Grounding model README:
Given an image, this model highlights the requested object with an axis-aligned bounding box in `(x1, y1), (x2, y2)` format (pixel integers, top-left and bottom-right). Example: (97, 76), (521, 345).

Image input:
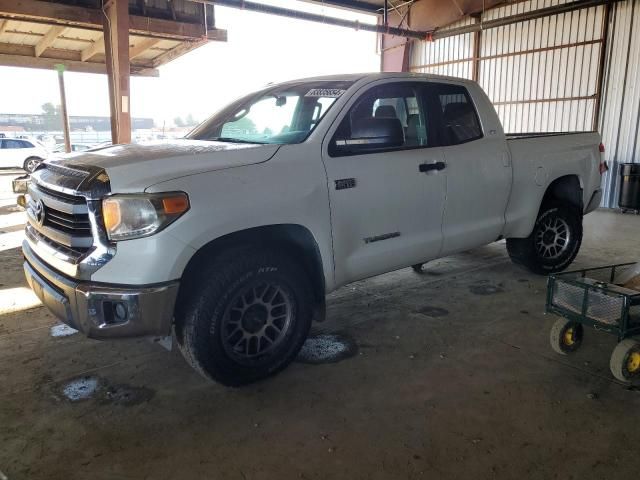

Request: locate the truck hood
(46, 139), (280, 192)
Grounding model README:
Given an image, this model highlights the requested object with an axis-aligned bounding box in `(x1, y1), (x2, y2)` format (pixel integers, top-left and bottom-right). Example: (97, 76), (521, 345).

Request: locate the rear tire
(610, 338), (640, 383)
(507, 202), (582, 275)
(23, 156), (42, 173)
(175, 247), (313, 386)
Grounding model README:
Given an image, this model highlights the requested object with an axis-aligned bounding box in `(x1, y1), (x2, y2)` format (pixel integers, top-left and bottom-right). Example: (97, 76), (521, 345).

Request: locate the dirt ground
(1, 168), (640, 480)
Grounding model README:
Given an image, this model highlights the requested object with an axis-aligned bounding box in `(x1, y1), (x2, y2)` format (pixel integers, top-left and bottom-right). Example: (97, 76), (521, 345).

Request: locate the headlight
(102, 192), (189, 241)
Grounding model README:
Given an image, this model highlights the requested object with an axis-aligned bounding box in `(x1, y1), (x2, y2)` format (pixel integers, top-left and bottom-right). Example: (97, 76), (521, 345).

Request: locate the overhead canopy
(308, 0), (506, 31)
(0, 0), (227, 77)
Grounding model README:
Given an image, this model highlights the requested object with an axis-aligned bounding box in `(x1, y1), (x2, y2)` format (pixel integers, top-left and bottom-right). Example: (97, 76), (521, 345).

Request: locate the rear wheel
(23, 156), (42, 173)
(507, 202), (582, 275)
(175, 247), (313, 386)
(610, 338), (640, 383)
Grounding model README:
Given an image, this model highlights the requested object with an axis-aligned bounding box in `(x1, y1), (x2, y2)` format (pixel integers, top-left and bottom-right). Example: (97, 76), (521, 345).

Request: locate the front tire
(507, 202), (583, 275)
(175, 247), (313, 386)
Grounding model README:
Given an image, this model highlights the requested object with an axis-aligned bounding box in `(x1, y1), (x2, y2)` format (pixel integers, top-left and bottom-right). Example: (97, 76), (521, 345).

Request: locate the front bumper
(23, 240), (179, 339)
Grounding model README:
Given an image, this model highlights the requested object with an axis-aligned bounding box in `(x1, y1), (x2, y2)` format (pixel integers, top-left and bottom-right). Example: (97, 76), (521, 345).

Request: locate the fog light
(114, 302), (128, 322)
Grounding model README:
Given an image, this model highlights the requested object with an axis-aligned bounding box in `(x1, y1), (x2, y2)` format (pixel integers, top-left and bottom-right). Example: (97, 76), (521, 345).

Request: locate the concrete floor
(1, 168), (640, 480)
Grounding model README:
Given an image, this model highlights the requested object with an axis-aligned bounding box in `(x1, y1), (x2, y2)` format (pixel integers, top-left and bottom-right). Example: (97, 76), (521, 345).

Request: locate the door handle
(419, 161), (446, 173)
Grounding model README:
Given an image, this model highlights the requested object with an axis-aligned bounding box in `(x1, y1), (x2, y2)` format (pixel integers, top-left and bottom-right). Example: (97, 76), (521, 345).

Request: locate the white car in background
(0, 138), (48, 172)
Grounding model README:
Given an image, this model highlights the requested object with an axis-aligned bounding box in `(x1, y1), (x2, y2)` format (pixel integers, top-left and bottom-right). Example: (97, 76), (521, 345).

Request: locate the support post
(471, 17), (482, 83)
(592, 1), (612, 131)
(103, 0), (131, 144)
(55, 65), (71, 154)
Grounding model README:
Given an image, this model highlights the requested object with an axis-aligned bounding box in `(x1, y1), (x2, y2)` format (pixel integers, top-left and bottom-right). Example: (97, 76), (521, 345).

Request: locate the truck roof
(281, 72), (474, 85)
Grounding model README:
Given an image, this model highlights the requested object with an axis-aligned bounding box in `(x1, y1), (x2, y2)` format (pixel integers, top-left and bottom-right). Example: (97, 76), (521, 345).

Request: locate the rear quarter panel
(504, 132), (602, 238)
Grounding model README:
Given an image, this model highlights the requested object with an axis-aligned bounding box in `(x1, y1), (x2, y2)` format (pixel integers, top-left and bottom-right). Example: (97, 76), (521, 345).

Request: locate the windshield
(187, 81), (353, 145)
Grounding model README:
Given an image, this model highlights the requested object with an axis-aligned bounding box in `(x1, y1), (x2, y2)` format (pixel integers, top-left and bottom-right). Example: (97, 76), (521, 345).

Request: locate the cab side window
(330, 83), (430, 157)
(432, 83), (483, 145)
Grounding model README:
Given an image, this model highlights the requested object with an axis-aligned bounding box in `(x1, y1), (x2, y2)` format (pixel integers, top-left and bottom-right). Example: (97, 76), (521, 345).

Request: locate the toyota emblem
(33, 199), (45, 226)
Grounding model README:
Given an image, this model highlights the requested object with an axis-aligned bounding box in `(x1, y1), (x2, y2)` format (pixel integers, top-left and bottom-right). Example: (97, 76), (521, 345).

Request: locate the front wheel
(175, 247), (313, 386)
(507, 203), (583, 275)
(550, 318), (583, 355)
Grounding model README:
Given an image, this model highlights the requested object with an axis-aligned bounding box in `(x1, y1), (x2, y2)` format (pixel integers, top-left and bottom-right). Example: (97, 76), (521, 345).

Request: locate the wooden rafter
(0, 52), (158, 76)
(0, 19), (8, 36)
(150, 39), (207, 68)
(80, 36), (104, 61)
(0, 0), (226, 42)
(34, 25), (66, 57)
(129, 37), (161, 60)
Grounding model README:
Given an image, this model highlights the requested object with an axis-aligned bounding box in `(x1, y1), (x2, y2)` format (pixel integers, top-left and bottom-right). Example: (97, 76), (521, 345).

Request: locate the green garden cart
(546, 263), (640, 383)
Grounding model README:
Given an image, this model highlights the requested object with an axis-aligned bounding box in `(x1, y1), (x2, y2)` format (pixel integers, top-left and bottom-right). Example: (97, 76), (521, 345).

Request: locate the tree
(174, 116), (185, 127)
(41, 102), (62, 131)
(185, 113), (198, 126)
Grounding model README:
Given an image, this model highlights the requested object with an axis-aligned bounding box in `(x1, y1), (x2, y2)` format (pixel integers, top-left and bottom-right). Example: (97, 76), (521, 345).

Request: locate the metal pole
(189, 0), (427, 39)
(55, 64), (71, 154)
(383, 0), (388, 27)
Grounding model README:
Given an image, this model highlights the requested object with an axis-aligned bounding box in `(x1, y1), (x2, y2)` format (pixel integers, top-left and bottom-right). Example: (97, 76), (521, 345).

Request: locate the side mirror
(334, 117), (404, 154)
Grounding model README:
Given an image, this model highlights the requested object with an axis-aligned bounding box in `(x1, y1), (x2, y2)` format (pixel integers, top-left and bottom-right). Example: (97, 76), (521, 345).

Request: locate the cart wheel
(412, 263), (425, 274)
(610, 339), (640, 383)
(550, 318), (583, 354)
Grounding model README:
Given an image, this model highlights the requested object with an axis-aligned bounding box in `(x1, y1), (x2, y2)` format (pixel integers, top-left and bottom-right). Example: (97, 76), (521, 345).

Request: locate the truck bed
(506, 131), (598, 140)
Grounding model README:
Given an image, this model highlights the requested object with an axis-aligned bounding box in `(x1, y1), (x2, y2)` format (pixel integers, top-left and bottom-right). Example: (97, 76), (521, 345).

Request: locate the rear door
(429, 82), (512, 255)
(2, 139), (26, 168)
(0, 139), (21, 168)
(322, 81), (447, 286)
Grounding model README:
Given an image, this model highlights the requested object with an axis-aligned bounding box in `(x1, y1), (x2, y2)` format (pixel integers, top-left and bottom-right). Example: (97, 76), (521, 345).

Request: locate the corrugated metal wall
(409, 0), (640, 208)
(600, 0), (640, 207)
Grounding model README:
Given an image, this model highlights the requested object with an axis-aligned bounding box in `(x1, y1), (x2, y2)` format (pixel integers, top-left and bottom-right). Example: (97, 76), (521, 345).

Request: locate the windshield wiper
(211, 137), (268, 145)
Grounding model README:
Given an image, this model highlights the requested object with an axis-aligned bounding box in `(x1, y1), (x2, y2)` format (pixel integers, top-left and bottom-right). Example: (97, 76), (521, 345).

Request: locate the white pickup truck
(21, 73), (604, 385)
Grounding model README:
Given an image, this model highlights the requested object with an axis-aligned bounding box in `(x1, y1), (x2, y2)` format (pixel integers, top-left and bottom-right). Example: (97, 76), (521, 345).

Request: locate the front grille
(27, 181), (94, 252)
(43, 206), (92, 236)
(37, 184), (86, 205)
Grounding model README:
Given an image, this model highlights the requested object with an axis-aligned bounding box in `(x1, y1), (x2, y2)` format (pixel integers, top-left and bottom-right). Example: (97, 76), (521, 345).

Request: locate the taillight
(599, 161), (609, 175)
(599, 142), (605, 153)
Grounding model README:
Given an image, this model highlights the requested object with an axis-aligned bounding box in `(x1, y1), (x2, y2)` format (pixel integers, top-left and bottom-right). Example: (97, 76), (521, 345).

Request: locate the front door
(321, 81), (447, 286)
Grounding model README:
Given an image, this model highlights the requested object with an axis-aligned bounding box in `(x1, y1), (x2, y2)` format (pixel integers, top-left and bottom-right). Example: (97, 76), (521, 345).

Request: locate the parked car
(52, 143), (92, 153)
(0, 138), (48, 172)
(21, 73), (604, 386)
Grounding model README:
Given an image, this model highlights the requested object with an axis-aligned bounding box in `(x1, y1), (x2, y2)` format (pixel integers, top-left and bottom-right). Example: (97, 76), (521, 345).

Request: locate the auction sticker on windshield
(305, 89), (345, 98)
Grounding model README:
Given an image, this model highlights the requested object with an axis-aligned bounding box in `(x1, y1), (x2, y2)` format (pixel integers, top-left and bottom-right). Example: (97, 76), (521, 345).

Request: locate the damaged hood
(44, 139), (280, 192)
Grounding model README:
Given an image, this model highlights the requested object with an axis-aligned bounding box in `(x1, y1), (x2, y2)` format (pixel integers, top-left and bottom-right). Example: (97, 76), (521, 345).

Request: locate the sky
(0, 0), (379, 127)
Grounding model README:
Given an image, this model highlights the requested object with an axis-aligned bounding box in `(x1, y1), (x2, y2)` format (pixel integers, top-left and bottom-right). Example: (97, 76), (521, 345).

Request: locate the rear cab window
(431, 83), (483, 146)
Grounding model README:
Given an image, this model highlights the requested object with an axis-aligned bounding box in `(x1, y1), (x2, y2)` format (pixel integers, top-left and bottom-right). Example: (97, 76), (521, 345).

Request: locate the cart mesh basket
(547, 263), (640, 336)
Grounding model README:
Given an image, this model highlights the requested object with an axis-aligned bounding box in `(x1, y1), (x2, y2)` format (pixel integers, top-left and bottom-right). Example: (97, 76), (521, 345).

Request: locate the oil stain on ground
(59, 376), (154, 406)
(102, 384), (155, 406)
(416, 306), (449, 318)
(469, 283), (505, 296)
(296, 334), (358, 364)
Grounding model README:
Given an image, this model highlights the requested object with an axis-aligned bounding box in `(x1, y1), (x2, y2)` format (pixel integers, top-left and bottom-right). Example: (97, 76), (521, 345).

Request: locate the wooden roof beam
(0, 52), (158, 76)
(34, 25), (66, 57)
(0, 19), (8, 36)
(129, 37), (161, 60)
(80, 36), (104, 61)
(0, 0), (227, 42)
